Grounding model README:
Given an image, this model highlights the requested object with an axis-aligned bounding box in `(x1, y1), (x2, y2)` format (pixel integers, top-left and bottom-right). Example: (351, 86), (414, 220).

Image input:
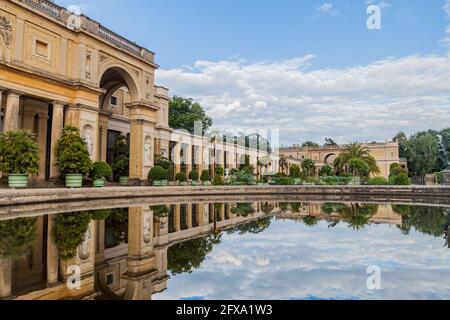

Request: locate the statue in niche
(82, 125), (94, 159)
(144, 137), (152, 166)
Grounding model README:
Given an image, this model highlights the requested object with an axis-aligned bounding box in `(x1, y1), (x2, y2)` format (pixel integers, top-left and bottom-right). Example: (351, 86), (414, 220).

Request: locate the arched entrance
(97, 65), (157, 182)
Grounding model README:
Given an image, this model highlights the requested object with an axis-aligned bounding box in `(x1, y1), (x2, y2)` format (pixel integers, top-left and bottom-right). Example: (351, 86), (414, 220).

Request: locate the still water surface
(0, 201), (449, 300)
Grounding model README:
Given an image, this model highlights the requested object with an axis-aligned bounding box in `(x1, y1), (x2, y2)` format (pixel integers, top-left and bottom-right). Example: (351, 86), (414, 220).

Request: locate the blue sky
(56, 1), (450, 145)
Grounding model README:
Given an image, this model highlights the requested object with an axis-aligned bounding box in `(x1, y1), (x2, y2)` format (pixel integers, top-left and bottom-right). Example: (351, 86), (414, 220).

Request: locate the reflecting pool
(0, 201), (449, 300)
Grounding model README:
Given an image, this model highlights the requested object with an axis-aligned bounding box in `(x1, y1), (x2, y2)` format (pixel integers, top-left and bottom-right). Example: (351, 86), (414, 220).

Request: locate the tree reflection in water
(393, 205), (450, 247)
(0, 218), (37, 259)
(337, 204), (379, 230)
(168, 233), (222, 276)
(231, 203), (255, 217)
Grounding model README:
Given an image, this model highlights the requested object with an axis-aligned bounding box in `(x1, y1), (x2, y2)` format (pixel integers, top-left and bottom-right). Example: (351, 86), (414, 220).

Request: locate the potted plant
(90, 161), (112, 187)
(55, 126), (92, 188)
(0, 131), (40, 189)
(176, 172), (188, 186)
(213, 175), (223, 185)
(201, 170), (211, 186)
(148, 166), (169, 186)
(112, 135), (130, 186)
(189, 170), (199, 186)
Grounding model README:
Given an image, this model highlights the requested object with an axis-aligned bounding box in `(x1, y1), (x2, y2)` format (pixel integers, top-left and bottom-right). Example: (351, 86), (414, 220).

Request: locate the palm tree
(334, 142), (380, 176)
(337, 203), (378, 230)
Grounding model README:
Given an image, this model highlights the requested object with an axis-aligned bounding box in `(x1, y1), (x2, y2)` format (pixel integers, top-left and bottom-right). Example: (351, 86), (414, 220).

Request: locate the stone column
(187, 204), (193, 229)
(186, 144), (193, 176)
(46, 215), (59, 287)
(127, 102), (158, 183)
(173, 143), (181, 174)
(4, 91), (21, 131)
(174, 205), (181, 232)
(124, 206), (156, 300)
(0, 90), (3, 132)
(0, 258), (12, 299)
(50, 102), (65, 178)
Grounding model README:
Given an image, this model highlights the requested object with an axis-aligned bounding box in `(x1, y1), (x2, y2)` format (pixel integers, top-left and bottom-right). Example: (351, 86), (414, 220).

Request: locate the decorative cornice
(0, 62), (103, 95)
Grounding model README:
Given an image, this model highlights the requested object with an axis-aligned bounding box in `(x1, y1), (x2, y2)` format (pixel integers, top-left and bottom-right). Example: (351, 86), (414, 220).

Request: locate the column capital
(52, 101), (66, 108)
(6, 89), (25, 98)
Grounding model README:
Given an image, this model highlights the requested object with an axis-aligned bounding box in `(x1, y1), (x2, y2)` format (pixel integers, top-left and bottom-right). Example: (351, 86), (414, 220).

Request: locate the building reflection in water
(0, 202), (449, 300)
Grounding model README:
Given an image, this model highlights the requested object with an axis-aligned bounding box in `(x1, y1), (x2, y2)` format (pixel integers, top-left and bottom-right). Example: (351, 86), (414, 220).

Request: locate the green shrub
(275, 176), (295, 185)
(321, 176), (351, 185)
(289, 165), (301, 178)
(176, 172), (187, 182)
(319, 165), (334, 177)
(228, 168), (256, 185)
(213, 175), (223, 185)
(0, 217), (37, 259)
(390, 173), (411, 185)
(155, 156), (174, 181)
(201, 170), (211, 182)
(90, 162), (112, 180)
(0, 130), (40, 175)
(53, 212), (91, 260)
(189, 170), (199, 181)
(90, 209), (112, 221)
(215, 167), (224, 176)
(55, 126), (92, 176)
(151, 205), (169, 217)
(112, 135), (129, 177)
(149, 166), (169, 181)
(368, 177), (389, 185)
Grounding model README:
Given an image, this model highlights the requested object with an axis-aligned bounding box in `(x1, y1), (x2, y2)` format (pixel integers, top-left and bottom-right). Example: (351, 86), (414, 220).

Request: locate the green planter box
(93, 178), (105, 188)
(191, 181), (199, 186)
(179, 182), (188, 186)
(153, 180), (168, 187)
(119, 176), (129, 186)
(202, 181), (212, 186)
(8, 174), (28, 189)
(66, 174), (83, 188)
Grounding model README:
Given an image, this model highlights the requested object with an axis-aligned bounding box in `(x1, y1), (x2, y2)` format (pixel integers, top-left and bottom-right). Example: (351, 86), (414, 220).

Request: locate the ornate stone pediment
(0, 16), (12, 47)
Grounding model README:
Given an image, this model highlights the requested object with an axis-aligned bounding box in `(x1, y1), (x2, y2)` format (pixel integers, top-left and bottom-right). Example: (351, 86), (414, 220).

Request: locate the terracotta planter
(8, 174), (28, 189)
(153, 180), (168, 187)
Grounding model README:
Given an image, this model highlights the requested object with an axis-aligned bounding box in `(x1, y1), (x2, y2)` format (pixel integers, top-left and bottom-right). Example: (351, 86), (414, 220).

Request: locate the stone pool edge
(1, 185), (449, 206)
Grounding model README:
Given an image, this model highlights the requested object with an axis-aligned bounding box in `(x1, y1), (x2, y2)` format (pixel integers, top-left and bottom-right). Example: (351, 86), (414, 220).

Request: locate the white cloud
(313, 2), (339, 19)
(157, 54), (450, 145)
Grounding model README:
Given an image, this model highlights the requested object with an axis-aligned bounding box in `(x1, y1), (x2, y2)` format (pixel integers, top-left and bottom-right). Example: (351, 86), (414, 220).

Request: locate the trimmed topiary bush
(319, 164), (334, 177)
(189, 170), (199, 181)
(213, 175), (223, 185)
(175, 172), (187, 183)
(148, 166), (169, 181)
(0, 130), (40, 176)
(55, 126), (92, 176)
(90, 161), (112, 180)
(201, 170), (211, 182)
(215, 167), (224, 176)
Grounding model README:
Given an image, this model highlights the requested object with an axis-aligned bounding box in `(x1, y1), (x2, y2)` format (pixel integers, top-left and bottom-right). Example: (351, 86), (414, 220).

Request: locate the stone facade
(279, 142), (401, 179)
(0, 0), (278, 183)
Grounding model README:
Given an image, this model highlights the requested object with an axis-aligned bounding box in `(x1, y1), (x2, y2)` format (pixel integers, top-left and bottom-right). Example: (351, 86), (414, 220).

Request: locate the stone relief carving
(99, 53), (108, 63)
(81, 124), (95, 160)
(0, 16), (12, 47)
